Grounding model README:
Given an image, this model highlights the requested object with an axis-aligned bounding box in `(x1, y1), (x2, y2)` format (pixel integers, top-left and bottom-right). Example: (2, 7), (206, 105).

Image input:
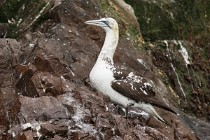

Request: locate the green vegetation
(99, 0), (142, 48)
(0, 0), (52, 37)
(125, 0), (210, 41)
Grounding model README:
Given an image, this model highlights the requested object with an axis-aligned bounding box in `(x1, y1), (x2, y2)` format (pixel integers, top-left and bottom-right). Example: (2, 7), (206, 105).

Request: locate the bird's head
(85, 17), (118, 33)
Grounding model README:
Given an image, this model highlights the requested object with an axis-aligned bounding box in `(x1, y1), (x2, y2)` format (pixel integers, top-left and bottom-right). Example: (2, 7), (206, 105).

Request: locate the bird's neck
(97, 30), (119, 62)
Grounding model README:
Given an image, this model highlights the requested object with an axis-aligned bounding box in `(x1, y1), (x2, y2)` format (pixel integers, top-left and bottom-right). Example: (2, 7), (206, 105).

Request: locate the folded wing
(111, 71), (177, 114)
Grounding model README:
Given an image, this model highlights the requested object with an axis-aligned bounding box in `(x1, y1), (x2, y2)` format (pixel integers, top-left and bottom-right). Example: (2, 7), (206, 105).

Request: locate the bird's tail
(134, 103), (169, 125)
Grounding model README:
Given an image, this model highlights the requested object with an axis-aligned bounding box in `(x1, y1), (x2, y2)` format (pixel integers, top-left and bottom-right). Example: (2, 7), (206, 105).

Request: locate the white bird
(85, 17), (177, 124)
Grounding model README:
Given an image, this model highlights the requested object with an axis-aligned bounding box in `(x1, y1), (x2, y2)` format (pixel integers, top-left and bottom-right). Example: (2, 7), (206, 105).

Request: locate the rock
(15, 63), (38, 97)
(125, 0), (210, 41)
(0, 38), (21, 138)
(31, 72), (63, 97)
(51, 135), (66, 140)
(18, 130), (34, 140)
(0, 23), (8, 37)
(0, 0), (59, 37)
(18, 95), (70, 122)
(40, 120), (68, 136)
(108, 0), (140, 32)
(0, 0), (209, 139)
(151, 40), (210, 121)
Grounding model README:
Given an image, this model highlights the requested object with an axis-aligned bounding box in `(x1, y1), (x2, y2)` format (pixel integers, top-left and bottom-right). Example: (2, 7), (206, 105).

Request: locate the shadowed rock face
(0, 0), (209, 139)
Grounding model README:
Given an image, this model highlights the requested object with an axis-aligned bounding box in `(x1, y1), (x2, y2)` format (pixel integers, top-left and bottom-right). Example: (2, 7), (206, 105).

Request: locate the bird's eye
(102, 20), (109, 26)
(102, 20), (111, 29)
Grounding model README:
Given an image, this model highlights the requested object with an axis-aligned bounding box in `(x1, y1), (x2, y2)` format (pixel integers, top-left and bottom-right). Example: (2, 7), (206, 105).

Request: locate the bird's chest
(89, 60), (114, 91)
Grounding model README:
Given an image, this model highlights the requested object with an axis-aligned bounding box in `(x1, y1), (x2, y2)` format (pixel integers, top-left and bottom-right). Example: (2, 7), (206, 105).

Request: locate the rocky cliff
(0, 0), (209, 139)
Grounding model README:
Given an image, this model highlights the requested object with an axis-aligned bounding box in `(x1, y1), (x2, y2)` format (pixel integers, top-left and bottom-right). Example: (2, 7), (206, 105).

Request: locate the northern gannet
(85, 17), (177, 124)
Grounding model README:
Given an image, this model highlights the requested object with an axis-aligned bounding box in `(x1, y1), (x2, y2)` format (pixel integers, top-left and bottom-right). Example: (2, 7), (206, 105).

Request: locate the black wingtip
(151, 102), (179, 116)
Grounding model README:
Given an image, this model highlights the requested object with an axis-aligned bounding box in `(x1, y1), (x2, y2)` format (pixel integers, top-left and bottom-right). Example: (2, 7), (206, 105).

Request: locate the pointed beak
(85, 19), (103, 26)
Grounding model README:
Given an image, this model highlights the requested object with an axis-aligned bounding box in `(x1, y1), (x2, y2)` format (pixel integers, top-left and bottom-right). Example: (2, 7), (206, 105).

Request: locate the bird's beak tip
(85, 19), (101, 25)
(85, 20), (93, 25)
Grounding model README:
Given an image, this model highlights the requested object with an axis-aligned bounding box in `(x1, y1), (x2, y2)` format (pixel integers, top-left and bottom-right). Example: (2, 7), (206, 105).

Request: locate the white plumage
(85, 17), (176, 124)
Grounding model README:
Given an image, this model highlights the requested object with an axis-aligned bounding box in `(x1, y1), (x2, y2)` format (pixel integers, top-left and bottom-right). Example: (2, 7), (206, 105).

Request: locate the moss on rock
(125, 0), (210, 41)
(0, 0), (56, 37)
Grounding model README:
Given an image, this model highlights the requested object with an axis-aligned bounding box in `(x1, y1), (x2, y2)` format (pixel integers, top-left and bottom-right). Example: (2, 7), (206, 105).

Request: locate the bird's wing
(111, 71), (177, 114)
(112, 66), (130, 80)
(112, 72), (156, 101)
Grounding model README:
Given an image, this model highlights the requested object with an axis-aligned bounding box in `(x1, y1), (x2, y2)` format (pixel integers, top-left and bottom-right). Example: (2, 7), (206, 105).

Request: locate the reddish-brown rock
(0, 0), (209, 140)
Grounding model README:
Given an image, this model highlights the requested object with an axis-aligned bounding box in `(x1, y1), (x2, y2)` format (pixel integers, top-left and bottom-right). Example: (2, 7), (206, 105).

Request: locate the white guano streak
(178, 41), (190, 65)
(171, 63), (186, 97)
